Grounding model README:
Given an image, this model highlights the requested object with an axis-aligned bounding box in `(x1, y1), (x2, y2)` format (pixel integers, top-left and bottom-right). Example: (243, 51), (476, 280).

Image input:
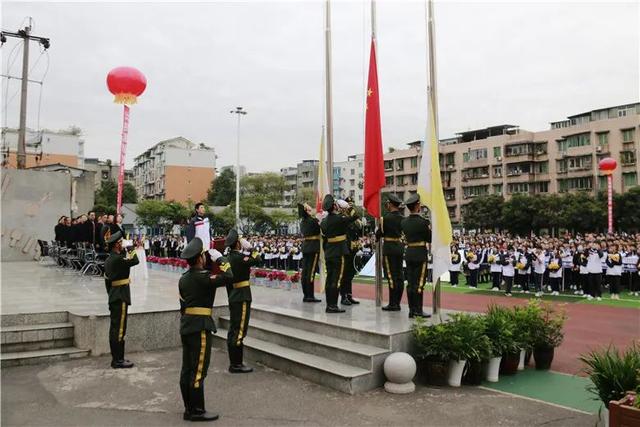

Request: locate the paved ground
(1, 348), (595, 427)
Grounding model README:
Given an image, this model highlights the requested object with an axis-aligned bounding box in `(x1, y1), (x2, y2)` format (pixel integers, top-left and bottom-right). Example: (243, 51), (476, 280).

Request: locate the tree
(241, 172), (286, 207)
(614, 187), (640, 232)
(462, 195), (504, 231)
(559, 192), (605, 233)
(501, 194), (536, 236)
(93, 180), (137, 213)
(269, 209), (296, 234)
(207, 168), (236, 206)
(297, 188), (315, 206)
(135, 200), (190, 232)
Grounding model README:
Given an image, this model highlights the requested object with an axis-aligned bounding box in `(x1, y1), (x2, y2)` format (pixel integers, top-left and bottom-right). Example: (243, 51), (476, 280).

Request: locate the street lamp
(230, 107), (247, 228)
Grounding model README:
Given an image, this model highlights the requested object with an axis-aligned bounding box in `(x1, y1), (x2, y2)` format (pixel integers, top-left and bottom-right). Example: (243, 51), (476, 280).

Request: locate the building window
(469, 148), (488, 161)
(558, 177), (593, 192)
(493, 147), (502, 158)
(462, 185), (489, 198)
(445, 153), (455, 166)
(493, 166), (502, 177)
(351, 169), (355, 175)
(447, 206), (456, 218)
(385, 176), (394, 186)
(384, 160), (393, 170)
(396, 159), (404, 171)
(411, 174), (418, 185)
(350, 179), (355, 186)
(350, 190), (355, 197)
(397, 176), (405, 186)
(623, 172), (637, 188)
(444, 189), (455, 200)
(508, 183), (529, 194)
(597, 132), (609, 146)
(505, 143), (532, 157)
(493, 184), (503, 195)
(565, 133), (590, 148)
(598, 175), (608, 190)
(622, 128), (635, 143)
(536, 182), (549, 193)
(463, 152), (470, 163)
(621, 151), (636, 165)
(534, 162), (549, 174)
(410, 157), (418, 168)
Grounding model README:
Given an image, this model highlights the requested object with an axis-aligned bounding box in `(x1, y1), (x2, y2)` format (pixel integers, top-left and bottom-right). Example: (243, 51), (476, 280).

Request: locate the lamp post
(230, 107), (247, 228)
(598, 157), (617, 234)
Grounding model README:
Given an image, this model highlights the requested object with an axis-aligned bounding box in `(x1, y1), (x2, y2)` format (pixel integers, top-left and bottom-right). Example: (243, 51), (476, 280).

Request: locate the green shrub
(512, 300), (543, 350)
(580, 342), (640, 409)
(530, 300), (567, 349)
(485, 304), (519, 357)
(447, 313), (492, 362)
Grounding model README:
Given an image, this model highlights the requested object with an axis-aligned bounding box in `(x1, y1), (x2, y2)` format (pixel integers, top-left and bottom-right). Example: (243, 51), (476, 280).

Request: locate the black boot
(340, 295), (352, 306)
(111, 340), (134, 369)
(180, 382), (191, 420)
(412, 291), (431, 318)
(121, 340), (133, 365)
(228, 346), (253, 374)
(407, 292), (415, 318)
(347, 294), (360, 304)
(381, 304), (401, 311)
(189, 386), (219, 422)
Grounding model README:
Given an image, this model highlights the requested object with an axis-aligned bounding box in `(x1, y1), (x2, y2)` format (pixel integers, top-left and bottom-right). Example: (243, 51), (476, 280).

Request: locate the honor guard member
(178, 238), (233, 422)
(225, 229), (260, 373)
(319, 194), (359, 313)
(376, 194), (405, 311)
(298, 203), (322, 303)
(339, 196), (361, 306)
(401, 194), (431, 318)
(104, 231), (139, 369)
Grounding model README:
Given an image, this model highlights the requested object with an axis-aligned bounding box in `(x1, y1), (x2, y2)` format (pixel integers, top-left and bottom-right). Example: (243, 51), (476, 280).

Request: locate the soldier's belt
(407, 241), (427, 248)
(233, 280), (251, 289)
(304, 235), (321, 241)
(111, 278), (130, 287)
(184, 307), (213, 316)
(327, 235), (346, 243)
(384, 237), (402, 242)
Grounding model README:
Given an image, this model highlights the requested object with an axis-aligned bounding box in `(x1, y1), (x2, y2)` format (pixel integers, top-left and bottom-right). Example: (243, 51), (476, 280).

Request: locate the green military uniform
(339, 197), (361, 305)
(378, 194), (405, 311)
(401, 194), (432, 318)
(103, 231), (139, 368)
(298, 203), (321, 303)
(319, 195), (359, 313)
(225, 229), (261, 373)
(178, 238), (233, 421)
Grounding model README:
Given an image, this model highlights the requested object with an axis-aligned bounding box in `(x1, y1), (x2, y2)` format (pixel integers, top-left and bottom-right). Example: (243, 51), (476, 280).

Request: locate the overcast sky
(2, 1), (638, 172)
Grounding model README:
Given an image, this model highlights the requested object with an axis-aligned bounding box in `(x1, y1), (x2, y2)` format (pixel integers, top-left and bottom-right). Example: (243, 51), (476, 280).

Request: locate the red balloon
(107, 66), (147, 105)
(598, 157), (617, 173)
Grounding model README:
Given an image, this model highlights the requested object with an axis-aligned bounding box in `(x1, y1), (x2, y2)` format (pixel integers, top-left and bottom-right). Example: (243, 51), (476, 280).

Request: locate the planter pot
(500, 352), (520, 376)
(447, 359), (467, 387)
(609, 392), (640, 427)
(486, 356), (502, 382)
(518, 349), (526, 371)
(533, 346), (555, 370)
(417, 358), (449, 386)
(463, 359), (485, 386)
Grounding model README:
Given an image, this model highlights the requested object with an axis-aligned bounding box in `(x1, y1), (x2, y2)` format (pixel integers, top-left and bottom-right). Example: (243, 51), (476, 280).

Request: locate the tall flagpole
(371, 0), (383, 307)
(325, 0), (334, 186)
(426, 0), (441, 317)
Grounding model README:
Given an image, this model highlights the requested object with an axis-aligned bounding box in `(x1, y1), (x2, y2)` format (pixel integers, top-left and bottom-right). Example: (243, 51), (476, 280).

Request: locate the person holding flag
(376, 194), (405, 311)
(298, 202), (322, 303)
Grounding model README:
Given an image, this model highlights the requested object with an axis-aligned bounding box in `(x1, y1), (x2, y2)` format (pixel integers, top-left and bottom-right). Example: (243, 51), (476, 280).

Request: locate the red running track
(312, 281), (640, 376)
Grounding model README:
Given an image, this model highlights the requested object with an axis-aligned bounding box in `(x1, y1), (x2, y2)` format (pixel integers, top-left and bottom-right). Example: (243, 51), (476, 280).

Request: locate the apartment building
(1, 128), (82, 169)
(83, 158), (133, 190)
(334, 154), (365, 203)
(133, 137), (216, 203)
(295, 159), (319, 201)
(280, 166), (298, 206)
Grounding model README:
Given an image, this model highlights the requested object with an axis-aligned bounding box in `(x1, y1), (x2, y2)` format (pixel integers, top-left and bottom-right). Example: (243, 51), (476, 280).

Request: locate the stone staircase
(213, 306), (394, 394)
(1, 312), (89, 367)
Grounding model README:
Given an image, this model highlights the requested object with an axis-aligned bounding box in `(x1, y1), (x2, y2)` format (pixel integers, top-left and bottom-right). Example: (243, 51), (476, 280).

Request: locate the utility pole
(1, 20), (51, 169)
(230, 107), (247, 229)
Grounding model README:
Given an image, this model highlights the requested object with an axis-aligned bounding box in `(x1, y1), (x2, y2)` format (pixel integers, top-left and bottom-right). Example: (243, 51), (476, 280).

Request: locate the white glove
(240, 238), (252, 250)
(208, 249), (223, 262)
(337, 199), (349, 209)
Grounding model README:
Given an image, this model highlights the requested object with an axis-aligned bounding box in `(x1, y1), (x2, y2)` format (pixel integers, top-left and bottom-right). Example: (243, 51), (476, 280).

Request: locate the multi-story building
(334, 154), (365, 203)
(220, 164), (246, 178)
(381, 102), (639, 224)
(133, 137), (216, 203)
(83, 158), (134, 190)
(1, 128), (82, 169)
(296, 159), (318, 201)
(280, 166), (298, 206)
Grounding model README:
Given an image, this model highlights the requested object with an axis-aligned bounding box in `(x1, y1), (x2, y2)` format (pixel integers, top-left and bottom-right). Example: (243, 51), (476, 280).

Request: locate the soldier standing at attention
(225, 229), (260, 373)
(178, 238), (233, 422)
(104, 231), (139, 369)
(376, 194), (405, 312)
(298, 203), (322, 303)
(339, 196), (361, 306)
(319, 195), (359, 313)
(401, 194), (431, 318)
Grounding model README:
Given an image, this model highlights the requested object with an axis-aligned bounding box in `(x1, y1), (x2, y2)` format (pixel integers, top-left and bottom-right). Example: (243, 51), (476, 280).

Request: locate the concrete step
(1, 347), (89, 367)
(217, 316), (388, 370)
(249, 306), (392, 349)
(1, 312), (68, 327)
(213, 328), (379, 394)
(2, 322), (75, 353)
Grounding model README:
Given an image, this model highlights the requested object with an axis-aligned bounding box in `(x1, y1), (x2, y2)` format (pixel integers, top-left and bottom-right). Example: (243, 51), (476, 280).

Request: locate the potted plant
(609, 390), (640, 427)
(289, 272), (301, 290)
(531, 301), (567, 370)
(580, 343), (640, 425)
(461, 314), (492, 386)
(484, 304), (519, 381)
(511, 301), (542, 371)
(447, 313), (491, 387)
(412, 318), (454, 386)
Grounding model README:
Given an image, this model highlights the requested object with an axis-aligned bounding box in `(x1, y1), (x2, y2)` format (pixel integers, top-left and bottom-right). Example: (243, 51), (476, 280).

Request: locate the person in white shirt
(449, 244), (462, 287)
(605, 243), (623, 299)
(516, 249), (530, 293)
(489, 247), (502, 291)
(586, 242), (604, 300)
(623, 244), (639, 296)
(501, 248), (516, 296)
(532, 248), (546, 297)
(561, 244), (574, 290)
(465, 247), (479, 288)
(548, 250), (562, 296)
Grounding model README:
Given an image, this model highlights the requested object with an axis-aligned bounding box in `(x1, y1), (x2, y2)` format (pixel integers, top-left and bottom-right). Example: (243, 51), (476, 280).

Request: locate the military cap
(404, 193), (420, 206)
(225, 229), (239, 248)
(106, 231), (123, 245)
(322, 194), (335, 211)
(386, 193), (403, 206)
(181, 237), (204, 259)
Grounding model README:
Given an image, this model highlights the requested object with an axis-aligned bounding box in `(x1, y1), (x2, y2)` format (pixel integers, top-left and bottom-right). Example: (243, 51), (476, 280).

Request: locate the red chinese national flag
(363, 39), (385, 218)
